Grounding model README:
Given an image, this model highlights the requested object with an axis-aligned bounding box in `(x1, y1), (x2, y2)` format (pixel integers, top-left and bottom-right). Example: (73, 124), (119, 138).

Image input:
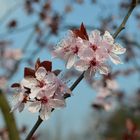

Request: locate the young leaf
(24, 67), (35, 78)
(39, 61), (52, 71)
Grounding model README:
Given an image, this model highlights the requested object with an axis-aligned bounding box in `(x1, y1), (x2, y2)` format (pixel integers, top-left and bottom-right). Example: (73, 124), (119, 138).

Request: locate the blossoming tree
(0, 0), (140, 140)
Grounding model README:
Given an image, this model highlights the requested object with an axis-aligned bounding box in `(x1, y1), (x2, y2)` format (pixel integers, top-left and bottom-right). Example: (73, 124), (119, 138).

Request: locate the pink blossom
(21, 67), (56, 98)
(53, 25), (126, 78)
(52, 31), (83, 69)
(74, 30), (110, 77)
(21, 67), (71, 99)
(11, 86), (29, 112)
(75, 46), (109, 77)
(103, 31), (126, 64)
(12, 66), (71, 120)
(28, 90), (66, 120)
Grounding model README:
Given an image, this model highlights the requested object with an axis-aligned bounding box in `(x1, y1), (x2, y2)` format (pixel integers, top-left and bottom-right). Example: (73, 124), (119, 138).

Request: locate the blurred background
(0, 0), (140, 140)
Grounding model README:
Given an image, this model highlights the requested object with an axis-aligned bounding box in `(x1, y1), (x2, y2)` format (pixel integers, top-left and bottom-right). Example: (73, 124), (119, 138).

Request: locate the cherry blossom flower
(22, 67), (71, 99)
(103, 31), (126, 64)
(21, 67), (56, 99)
(28, 90), (66, 120)
(53, 23), (126, 78)
(11, 83), (30, 112)
(75, 47), (109, 77)
(52, 30), (83, 69)
(11, 59), (71, 120)
(45, 72), (71, 98)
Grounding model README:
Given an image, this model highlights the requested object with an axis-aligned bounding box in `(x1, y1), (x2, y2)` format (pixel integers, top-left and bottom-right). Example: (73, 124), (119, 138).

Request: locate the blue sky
(0, 0), (140, 138)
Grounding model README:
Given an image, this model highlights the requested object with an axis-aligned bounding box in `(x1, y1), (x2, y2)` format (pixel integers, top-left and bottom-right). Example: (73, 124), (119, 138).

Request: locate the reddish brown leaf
(72, 23), (89, 40)
(35, 58), (41, 70)
(11, 83), (20, 88)
(24, 67), (35, 78)
(39, 61), (52, 71)
(53, 69), (61, 76)
(80, 23), (89, 40)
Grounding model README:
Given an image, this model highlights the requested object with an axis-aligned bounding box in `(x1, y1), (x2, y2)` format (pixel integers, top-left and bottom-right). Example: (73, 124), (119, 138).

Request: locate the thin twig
(113, 0), (137, 39)
(25, 1), (137, 139)
(25, 117), (42, 140)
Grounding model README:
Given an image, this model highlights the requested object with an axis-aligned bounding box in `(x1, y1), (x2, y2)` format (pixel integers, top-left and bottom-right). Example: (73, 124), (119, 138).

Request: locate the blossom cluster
(11, 59), (71, 120)
(52, 23), (126, 77)
(11, 23), (126, 120)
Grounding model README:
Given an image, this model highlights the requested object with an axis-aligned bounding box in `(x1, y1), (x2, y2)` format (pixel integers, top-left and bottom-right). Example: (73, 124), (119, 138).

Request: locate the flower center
(22, 95), (28, 103)
(90, 58), (97, 66)
(90, 44), (97, 51)
(37, 80), (46, 88)
(73, 46), (79, 54)
(40, 96), (48, 104)
(64, 47), (70, 53)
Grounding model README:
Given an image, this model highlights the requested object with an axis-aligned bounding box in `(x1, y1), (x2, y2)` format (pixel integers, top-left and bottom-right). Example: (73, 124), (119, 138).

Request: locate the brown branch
(113, 0), (137, 39)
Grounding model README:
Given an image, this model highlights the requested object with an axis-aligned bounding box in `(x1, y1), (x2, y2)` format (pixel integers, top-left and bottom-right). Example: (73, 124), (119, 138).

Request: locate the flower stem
(25, 1), (137, 139)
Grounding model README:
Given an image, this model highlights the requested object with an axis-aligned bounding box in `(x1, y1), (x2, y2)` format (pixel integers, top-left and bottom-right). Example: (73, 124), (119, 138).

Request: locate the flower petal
(103, 31), (114, 44)
(49, 99), (66, 108)
(10, 101), (21, 112)
(30, 87), (40, 98)
(66, 55), (76, 69)
(74, 60), (89, 71)
(78, 47), (94, 60)
(39, 105), (51, 120)
(21, 77), (37, 89)
(35, 67), (47, 81)
(98, 64), (109, 75)
(45, 85), (56, 97)
(52, 49), (61, 58)
(112, 43), (126, 54)
(84, 67), (96, 78)
(28, 102), (41, 113)
(18, 103), (24, 112)
(89, 30), (101, 44)
(109, 53), (123, 65)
